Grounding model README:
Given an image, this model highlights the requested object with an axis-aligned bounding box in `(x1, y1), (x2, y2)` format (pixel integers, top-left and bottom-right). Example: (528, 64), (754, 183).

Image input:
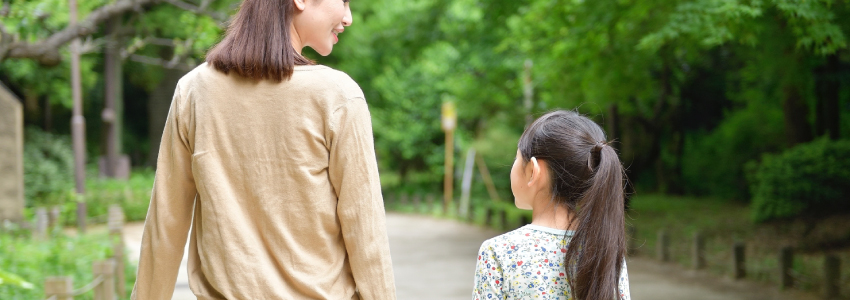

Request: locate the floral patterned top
(473, 224), (631, 300)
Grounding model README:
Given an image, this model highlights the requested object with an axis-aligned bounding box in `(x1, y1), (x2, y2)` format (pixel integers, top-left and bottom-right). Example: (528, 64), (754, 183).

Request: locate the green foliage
(3, 0), (850, 204)
(0, 233), (137, 300)
(749, 138), (850, 222)
(681, 102), (786, 200)
(23, 127), (74, 207)
(83, 170), (155, 223)
(0, 269), (34, 290)
(36, 169), (155, 225)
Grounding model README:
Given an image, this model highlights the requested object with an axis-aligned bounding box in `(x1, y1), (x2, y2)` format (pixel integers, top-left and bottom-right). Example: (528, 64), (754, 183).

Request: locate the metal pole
(443, 129), (454, 215)
(69, 0), (87, 233)
(458, 148), (476, 219)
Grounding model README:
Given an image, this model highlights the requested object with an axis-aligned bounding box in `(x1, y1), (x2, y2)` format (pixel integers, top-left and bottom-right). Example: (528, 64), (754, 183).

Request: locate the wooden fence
(647, 228), (843, 299)
(33, 205), (127, 300)
(384, 192), (843, 299)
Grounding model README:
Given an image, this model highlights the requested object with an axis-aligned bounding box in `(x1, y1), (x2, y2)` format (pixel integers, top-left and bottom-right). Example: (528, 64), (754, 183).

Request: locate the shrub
(23, 127), (74, 207)
(0, 232), (137, 300)
(681, 103), (785, 200)
(749, 138), (850, 223)
(36, 169), (155, 226)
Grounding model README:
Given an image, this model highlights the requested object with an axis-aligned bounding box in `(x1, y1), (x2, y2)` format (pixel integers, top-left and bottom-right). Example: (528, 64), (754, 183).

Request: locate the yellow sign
(441, 102), (456, 131)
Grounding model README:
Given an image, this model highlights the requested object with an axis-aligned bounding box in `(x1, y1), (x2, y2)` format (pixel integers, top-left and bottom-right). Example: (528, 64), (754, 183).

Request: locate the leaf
(0, 269), (34, 289)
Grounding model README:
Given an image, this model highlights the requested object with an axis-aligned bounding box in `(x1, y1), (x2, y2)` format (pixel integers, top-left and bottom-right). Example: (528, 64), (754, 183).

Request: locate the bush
(749, 138), (850, 223)
(23, 127), (74, 207)
(0, 232), (137, 300)
(35, 169), (155, 225)
(681, 103), (785, 200)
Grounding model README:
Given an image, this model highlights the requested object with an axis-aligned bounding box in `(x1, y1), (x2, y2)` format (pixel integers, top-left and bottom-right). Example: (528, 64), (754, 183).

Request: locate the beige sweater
(131, 64), (396, 300)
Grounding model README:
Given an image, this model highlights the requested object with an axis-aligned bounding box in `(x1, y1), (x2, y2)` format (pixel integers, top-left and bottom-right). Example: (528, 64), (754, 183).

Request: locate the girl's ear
(293, 0), (307, 11)
(528, 157), (541, 187)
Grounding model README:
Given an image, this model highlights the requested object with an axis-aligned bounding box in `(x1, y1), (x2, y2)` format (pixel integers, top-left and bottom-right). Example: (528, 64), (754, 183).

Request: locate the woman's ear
(293, 0), (307, 11)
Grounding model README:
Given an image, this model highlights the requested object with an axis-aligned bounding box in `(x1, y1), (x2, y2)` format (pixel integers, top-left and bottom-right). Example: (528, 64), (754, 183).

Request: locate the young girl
(473, 110), (630, 300)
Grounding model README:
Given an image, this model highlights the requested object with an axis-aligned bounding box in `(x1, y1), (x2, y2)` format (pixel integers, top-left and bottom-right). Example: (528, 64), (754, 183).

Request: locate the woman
(131, 0), (396, 299)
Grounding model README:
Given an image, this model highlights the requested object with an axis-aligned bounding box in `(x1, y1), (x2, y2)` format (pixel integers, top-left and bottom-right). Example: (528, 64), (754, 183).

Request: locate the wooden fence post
(34, 208), (48, 240)
(498, 209), (507, 231)
(733, 242), (746, 279)
(824, 255), (840, 299)
(412, 194), (421, 213)
(692, 231), (705, 270)
(400, 193), (409, 206)
(93, 259), (116, 300)
(657, 230), (669, 262)
(484, 206), (494, 227)
(780, 246), (794, 289)
(108, 205), (125, 298)
(45, 276), (73, 300)
(48, 206), (61, 229)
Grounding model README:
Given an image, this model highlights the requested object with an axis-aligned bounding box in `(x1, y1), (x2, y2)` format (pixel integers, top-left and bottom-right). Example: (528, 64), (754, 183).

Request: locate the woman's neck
(531, 200), (577, 231)
(290, 27), (304, 55)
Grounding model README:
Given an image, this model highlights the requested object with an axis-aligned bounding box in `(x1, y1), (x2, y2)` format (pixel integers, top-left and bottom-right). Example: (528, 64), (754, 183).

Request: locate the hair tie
(593, 141), (607, 152)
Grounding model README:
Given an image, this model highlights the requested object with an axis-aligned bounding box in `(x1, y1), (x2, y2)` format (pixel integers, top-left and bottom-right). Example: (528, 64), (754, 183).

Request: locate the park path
(122, 213), (818, 300)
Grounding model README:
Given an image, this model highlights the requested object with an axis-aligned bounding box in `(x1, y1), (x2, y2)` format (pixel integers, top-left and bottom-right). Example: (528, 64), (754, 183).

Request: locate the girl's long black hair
(518, 110), (627, 300)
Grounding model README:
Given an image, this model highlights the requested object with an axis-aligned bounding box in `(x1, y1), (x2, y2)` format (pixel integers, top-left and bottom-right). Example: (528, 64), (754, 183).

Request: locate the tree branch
(163, 0), (227, 22)
(1, 0), (10, 17)
(127, 54), (195, 71)
(1, 0), (163, 66)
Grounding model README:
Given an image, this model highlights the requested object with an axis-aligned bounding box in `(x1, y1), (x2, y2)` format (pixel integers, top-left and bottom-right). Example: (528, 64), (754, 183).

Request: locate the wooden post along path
(93, 259), (115, 300)
(34, 207), (48, 240)
(779, 247), (794, 289)
(824, 255), (840, 299)
(692, 231), (705, 270)
(48, 206), (61, 229)
(733, 242), (746, 279)
(657, 230), (669, 262)
(108, 205), (125, 298)
(45, 277), (73, 300)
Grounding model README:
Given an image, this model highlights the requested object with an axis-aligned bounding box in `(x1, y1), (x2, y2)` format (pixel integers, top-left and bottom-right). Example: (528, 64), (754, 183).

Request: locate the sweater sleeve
(131, 82), (197, 300)
(328, 97), (397, 300)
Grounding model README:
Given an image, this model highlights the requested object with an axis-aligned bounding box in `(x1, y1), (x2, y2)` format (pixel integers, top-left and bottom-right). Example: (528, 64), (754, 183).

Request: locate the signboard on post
(441, 102), (456, 131)
(441, 102), (456, 215)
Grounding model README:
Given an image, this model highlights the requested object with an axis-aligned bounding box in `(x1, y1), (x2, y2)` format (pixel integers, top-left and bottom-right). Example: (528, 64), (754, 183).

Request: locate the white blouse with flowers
(473, 224), (631, 300)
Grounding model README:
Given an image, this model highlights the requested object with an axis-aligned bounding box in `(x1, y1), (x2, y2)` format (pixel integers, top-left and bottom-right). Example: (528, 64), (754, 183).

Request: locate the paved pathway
(123, 213), (818, 300)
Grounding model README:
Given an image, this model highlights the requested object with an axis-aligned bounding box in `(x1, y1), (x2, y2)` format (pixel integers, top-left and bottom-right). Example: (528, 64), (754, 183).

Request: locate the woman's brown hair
(518, 110), (627, 300)
(206, 0), (314, 82)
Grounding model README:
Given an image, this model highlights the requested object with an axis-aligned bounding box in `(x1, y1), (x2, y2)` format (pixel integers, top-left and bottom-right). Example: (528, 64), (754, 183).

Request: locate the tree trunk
(782, 84), (813, 146)
(815, 54), (840, 140)
(147, 68), (185, 167)
(102, 16), (123, 177)
(43, 95), (52, 132)
(606, 103), (619, 142)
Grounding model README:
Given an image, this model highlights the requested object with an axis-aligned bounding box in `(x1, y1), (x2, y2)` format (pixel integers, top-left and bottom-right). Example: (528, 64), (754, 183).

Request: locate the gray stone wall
(0, 81), (24, 222)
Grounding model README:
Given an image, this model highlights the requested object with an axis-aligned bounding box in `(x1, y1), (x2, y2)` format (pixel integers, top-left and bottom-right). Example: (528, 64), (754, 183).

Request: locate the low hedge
(749, 138), (850, 223)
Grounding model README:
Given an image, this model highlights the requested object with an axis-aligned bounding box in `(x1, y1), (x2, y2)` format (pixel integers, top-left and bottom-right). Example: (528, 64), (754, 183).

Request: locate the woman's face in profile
(293, 0), (353, 56)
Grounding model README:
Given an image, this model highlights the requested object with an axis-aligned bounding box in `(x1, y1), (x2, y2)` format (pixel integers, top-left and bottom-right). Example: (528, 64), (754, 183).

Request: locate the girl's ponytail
(565, 142), (626, 300)
(517, 110), (627, 300)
